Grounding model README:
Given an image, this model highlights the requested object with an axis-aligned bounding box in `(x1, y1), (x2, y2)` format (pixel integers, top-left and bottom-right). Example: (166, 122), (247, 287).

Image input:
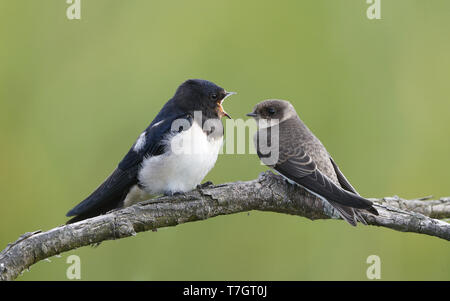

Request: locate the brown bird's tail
(328, 200), (378, 226)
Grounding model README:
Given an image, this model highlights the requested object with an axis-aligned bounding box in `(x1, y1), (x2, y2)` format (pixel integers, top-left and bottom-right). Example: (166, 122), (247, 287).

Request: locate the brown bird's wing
(274, 156), (372, 209)
(329, 157), (358, 194)
(268, 146), (378, 226)
(329, 156), (364, 225)
(255, 120), (378, 226)
(329, 157), (379, 224)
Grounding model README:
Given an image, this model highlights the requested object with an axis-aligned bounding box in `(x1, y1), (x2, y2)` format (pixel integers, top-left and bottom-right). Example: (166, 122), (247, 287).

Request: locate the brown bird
(247, 99), (378, 226)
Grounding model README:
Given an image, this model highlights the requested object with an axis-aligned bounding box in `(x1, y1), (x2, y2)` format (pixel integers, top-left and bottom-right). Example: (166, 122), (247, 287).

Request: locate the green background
(1, 0), (449, 280)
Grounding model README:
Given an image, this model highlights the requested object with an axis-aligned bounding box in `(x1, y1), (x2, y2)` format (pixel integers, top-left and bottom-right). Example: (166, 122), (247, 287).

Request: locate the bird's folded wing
(66, 167), (138, 217)
(66, 112), (192, 218)
(329, 156), (358, 195)
(118, 112), (193, 170)
(274, 151), (374, 210)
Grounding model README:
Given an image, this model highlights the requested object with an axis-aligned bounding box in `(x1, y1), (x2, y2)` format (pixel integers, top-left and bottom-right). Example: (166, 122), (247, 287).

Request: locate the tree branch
(1, 171), (449, 281)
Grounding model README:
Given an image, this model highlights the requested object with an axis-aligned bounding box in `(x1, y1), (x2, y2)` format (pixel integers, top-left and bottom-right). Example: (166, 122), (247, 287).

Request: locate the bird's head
(246, 99), (296, 124)
(175, 79), (235, 119)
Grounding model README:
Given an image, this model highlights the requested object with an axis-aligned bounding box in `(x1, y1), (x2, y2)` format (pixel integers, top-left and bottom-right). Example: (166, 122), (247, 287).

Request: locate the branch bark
(1, 171), (449, 281)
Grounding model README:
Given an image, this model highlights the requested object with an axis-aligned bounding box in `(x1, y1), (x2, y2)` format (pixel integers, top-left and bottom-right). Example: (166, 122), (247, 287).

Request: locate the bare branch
(374, 196), (450, 219)
(0, 171), (449, 281)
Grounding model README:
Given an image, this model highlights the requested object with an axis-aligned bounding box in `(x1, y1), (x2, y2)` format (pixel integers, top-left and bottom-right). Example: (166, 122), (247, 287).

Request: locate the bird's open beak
(246, 112), (258, 117)
(219, 91), (236, 119)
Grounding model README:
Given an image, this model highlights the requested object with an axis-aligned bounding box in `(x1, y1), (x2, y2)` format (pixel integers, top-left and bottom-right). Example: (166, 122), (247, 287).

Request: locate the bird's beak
(224, 91), (237, 99)
(246, 112), (258, 118)
(219, 91), (236, 119)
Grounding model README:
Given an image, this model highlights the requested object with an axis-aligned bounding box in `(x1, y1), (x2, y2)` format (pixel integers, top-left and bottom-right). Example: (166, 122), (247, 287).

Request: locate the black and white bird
(247, 99), (378, 226)
(66, 79), (235, 223)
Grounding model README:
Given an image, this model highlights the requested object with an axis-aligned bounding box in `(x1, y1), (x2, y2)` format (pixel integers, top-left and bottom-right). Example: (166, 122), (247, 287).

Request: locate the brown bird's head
(246, 99), (297, 124)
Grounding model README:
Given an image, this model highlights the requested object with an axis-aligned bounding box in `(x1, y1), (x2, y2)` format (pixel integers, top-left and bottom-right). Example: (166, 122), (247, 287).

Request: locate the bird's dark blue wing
(118, 112), (192, 170)
(66, 109), (192, 223)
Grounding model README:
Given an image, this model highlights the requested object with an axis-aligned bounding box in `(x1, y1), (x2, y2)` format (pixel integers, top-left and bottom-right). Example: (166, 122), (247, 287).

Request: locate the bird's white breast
(137, 122), (222, 195)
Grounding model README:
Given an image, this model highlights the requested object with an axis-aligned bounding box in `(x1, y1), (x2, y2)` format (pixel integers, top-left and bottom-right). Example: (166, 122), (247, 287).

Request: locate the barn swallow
(66, 79), (236, 223)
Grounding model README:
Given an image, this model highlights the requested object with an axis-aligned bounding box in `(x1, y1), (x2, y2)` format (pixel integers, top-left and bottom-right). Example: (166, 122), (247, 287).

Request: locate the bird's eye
(267, 108), (276, 115)
(210, 93), (218, 101)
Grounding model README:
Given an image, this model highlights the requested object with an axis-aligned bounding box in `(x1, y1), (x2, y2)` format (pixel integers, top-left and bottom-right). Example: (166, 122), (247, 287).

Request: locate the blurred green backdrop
(1, 0), (449, 280)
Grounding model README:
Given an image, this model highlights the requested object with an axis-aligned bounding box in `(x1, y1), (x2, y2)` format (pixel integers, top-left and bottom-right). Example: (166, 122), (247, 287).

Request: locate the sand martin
(247, 99), (378, 226)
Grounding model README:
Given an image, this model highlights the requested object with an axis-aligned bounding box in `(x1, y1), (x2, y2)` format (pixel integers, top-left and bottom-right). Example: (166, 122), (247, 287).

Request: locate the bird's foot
(197, 181), (213, 189)
(164, 191), (185, 197)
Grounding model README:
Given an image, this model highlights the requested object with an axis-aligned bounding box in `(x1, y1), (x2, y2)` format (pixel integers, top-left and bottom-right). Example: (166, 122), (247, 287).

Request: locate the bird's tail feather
(328, 201), (375, 226)
(66, 207), (107, 224)
(353, 208), (368, 225)
(328, 201), (358, 226)
(65, 168), (135, 224)
(65, 190), (128, 224)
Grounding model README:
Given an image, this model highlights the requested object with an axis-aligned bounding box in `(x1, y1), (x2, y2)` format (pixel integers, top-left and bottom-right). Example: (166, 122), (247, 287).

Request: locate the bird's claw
(197, 181), (213, 189)
(164, 191), (185, 197)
